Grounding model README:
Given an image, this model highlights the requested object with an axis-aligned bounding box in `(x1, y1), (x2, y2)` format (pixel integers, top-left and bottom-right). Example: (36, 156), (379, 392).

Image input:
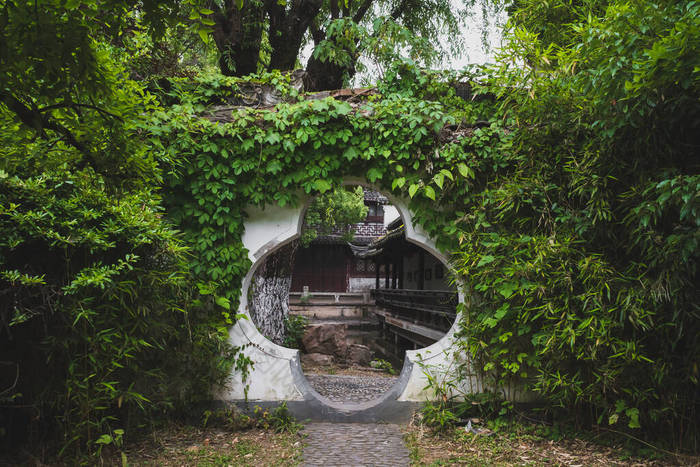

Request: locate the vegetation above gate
(1, 0), (698, 462)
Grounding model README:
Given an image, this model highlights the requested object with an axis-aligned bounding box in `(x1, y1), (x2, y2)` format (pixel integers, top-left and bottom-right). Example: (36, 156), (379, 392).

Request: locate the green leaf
(367, 167), (383, 182)
(343, 146), (360, 160)
(215, 296), (230, 309)
(408, 184), (419, 198)
(626, 408), (641, 428)
(313, 179), (332, 193)
(392, 177), (406, 190)
(477, 255), (495, 267)
(494, 303), (509, 320)
(312, 100), (329, 112)
(265, 132), (281, 144)
(424, 186), (436, 200)
(95, 434), (113, 445)
(496, 281), (518, 299)
(266, 160), (282, 174)
(335, 101), (352, 115)
(457, 163), (473, 179)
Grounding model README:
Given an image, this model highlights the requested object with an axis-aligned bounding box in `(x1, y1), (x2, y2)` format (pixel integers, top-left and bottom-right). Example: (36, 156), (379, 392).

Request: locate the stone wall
(289, 304), (367, 319)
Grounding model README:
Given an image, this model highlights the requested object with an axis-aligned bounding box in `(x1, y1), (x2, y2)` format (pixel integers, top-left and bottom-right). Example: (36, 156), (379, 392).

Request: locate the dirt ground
(404, 418), (698, 467)
(107, 425), (303, 466)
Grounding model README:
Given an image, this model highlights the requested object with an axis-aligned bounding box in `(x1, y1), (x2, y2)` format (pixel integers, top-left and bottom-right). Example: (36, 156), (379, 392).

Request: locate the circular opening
(247, 185), (457, 404)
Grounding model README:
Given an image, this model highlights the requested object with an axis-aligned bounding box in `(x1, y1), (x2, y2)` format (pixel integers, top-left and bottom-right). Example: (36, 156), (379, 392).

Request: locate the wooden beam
(384, 259), (390, 288)
(375, 259), (380, 289)
(372, 309), (445, 341)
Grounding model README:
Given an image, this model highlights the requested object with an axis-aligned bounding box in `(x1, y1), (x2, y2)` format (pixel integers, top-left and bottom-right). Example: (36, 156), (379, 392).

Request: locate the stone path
(305, 373), (398, 403)
(301, 423), (410, 466)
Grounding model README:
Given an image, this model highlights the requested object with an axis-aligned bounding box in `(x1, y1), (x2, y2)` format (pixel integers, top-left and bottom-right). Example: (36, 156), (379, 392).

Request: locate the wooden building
(290, 189), (389, 293)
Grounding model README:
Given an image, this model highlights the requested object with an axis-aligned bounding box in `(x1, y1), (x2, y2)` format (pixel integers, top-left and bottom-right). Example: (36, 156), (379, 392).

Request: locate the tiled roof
(363, 189), (389, 204)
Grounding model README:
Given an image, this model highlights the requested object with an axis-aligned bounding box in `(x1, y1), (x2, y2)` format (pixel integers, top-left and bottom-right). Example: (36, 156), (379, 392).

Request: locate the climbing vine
(151, 45), (698, 449)
(152, 67), (497, 304)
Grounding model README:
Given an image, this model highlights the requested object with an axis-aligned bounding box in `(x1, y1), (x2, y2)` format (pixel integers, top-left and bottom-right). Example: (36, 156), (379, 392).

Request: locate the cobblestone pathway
(301, 423), (410, 466)
(305, 374), (398, 403)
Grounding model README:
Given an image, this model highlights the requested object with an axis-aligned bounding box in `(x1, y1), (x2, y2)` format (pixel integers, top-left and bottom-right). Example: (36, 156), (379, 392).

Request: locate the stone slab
(301, 423), (410, 467)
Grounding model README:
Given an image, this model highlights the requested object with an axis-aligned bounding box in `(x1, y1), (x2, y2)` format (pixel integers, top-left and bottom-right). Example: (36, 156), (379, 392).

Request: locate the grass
(107, 424), (304, 466)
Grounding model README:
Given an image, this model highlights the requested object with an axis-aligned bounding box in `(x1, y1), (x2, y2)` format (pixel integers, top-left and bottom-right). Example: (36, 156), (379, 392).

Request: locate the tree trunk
(304, 54), (355, 91)
(212, 1), (265, 77)
(249, 242), (298, 345)
(266, 0), (323, 72)
(303, 0), (374, 92)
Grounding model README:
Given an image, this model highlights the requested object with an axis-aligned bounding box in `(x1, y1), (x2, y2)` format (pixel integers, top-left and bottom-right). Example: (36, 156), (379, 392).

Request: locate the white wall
(383, 205), (400, 227)
(349, 277), (375, 292)
(220, 180), (479, 406)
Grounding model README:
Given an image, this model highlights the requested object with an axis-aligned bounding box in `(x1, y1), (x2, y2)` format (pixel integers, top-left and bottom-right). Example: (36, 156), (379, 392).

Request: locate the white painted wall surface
(219, 200), (307, 401)
(241, 203), (302, 263)
(383, 205), (400, 227)
(349, 277), (375, 292)
(220, 181), (477, 405)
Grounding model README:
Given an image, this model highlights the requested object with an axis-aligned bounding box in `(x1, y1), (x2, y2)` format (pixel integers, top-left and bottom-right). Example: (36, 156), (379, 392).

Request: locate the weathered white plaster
(220, 199), (307, 401)
(221, 180), (474, 406)
(348, 277), (375, 291)
(383, 205), (400, 226)
(227, 318), (304, 400)
(397, 305), (483, 401)
(241, 202), (302, 263)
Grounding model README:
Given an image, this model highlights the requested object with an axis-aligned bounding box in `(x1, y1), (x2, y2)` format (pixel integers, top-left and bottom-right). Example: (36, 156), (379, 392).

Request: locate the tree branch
(390, 0), (409, 20)
(0, 91), (94, 164)
(310, 18), (325, 45)
(353, 0), (373, 23)
(38, 102), (123, 121)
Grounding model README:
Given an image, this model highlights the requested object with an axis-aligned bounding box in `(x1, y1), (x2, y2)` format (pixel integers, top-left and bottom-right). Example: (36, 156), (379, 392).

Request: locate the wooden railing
(288, 291), (370, 305)
(371, 288), (458, 335)
(371, 289), (457, 317)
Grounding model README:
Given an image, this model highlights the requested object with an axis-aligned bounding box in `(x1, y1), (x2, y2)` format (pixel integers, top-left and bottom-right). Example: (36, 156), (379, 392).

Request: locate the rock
(346, 344), (373, 366)
(301, 353), (334, 367)
(301, 323), (348, 360)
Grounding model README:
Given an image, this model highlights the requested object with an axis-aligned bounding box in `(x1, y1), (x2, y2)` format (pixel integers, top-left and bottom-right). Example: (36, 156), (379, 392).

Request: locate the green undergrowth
(203, 402), (303, 435)
(283, 315), (309, 349)
(406, 421), (677, 467)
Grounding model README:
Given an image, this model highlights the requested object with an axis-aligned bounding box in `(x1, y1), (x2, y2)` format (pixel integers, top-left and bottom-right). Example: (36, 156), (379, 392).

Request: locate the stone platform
(301, 422), (410, 466)
(305, 373), (399, 403)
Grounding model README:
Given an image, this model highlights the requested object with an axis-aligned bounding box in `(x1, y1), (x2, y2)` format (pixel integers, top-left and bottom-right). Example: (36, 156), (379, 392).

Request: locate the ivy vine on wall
(152, 68), (500, 307)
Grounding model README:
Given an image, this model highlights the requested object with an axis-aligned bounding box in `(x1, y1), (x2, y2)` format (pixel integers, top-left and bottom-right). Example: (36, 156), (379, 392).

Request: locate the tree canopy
(301, 186), (369, 246)
(208, 0), (476, 89)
